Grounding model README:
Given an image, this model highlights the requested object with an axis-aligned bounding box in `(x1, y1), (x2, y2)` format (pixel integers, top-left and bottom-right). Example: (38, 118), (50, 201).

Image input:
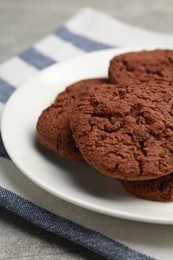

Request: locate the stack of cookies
(36, 49), (173, 202)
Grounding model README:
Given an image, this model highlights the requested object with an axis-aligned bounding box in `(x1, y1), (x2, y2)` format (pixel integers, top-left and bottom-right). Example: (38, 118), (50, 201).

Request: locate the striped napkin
(1, 7), (173, 260)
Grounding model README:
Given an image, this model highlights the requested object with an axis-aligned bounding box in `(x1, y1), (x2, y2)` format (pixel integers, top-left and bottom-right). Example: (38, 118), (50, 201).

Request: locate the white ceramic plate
(2, 46), (173, 224)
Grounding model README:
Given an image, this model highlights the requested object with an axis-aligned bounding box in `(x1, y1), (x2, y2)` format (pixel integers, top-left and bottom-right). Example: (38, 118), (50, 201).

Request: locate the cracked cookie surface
(71, 83), (173, 180)
(121, 172), (173, 201)
(36, 78), (108, 161)
(109, 49), (173, 85)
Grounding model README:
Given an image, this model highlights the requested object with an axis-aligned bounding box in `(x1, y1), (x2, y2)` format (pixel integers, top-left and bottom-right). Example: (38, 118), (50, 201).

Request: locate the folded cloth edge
(0, 186), (154, 260)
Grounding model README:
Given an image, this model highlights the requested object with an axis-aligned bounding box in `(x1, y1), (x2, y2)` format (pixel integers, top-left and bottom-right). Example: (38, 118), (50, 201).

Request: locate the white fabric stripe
(34, 34), (85, 61)
(0, 57), (38, 88)
(66, 8), (173, 47)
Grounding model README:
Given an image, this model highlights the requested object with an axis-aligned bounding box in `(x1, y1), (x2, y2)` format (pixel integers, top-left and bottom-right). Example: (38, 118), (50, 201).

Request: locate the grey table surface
(1, 0), (173, 259)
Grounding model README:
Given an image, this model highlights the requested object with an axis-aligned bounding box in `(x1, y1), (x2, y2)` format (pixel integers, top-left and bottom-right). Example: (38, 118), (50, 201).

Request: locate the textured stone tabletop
(1, 0), (173, 259)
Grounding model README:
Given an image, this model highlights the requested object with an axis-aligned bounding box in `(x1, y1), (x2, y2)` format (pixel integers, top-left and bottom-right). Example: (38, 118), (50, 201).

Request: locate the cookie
(71, 83), (173, 180)
(109, 49), (173, 85)
(36, 78), (108, 161)
(121, 173), (173, 201)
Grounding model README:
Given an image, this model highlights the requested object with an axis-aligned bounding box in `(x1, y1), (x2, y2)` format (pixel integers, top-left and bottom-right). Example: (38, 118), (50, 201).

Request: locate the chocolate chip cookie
(36, 78), (108, 161)
(121, 172), (173, 201)
(109, 49), (173, 85)
(71, 83), (173, 180)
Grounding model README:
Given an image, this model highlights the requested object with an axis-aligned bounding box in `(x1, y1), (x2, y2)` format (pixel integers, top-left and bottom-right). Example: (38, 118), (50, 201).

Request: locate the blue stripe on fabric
(0, 132), (10, 159)
(54, 26), (114, 52)
(0, 78), (16, 103)
(0, 187), (154, 260)
(19, 48), (56, 70)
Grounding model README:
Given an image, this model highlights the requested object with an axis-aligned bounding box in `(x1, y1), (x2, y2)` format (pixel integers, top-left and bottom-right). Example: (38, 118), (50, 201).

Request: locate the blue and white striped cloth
(1, 8), (173, 260)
